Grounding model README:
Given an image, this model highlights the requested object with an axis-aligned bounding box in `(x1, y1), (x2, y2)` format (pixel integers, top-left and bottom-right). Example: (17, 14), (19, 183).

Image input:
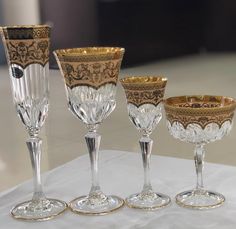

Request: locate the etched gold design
(0, 25), (50, 69)
(120, 76), (167, 107)
(4, 39), (49, 68)
(59, 60), (121, 89)
(54, 47), (125, 89)
(164, 95), (236, 129)
(1, 25), (50, 39)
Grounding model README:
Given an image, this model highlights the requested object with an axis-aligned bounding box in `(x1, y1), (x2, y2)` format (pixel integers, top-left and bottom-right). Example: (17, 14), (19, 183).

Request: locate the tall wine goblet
(120, 76), (171, 210)
(164, 95), (236, 209)
(0, 25), (67, 220)
(54, 47), (125, 215)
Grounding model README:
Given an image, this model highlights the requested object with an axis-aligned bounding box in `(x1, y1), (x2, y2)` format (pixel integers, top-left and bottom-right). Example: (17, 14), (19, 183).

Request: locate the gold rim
(1, 24), (50, 30)
(164, 95), (236, 113)
(1, 24), (50, 40)
(69, 195), (124, 216)
(120, 76), (167, 89)
(54, 47), (125, 62)
(164, 95), (236, 128)
(11, 199), (68, 221)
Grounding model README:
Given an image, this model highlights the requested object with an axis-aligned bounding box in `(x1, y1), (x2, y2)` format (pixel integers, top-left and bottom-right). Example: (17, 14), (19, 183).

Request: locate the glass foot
(125, 191), (171, 210)
(176, 189), (225, 209)
(11, 198), (68, 221)
(69, 195), (124, 215)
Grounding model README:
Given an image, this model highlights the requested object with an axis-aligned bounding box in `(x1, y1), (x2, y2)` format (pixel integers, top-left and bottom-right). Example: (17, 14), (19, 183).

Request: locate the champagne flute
(120, 76), (171, 210)
(1, 25), (67, 221)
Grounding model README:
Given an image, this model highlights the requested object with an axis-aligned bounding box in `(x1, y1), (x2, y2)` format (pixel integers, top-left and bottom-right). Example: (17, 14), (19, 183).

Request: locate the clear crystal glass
(1, 25), (67, 221)
(164, 95), (236, 209)
(11, 64), (49, 135)
(67, 84), (116, 124)
(54, 47), (125, 215)
(120, 76), (171, 210)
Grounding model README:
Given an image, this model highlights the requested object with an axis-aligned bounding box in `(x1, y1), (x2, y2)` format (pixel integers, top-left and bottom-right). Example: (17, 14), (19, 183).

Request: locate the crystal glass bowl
(164, 95), (236, 209)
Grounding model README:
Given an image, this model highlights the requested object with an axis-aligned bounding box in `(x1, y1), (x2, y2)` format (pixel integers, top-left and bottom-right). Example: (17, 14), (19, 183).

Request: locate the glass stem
(194, 143), (205, 190)
(139, 135), (153, 193)
(26, 136), (46, 202)
(85, 128), (102, 197)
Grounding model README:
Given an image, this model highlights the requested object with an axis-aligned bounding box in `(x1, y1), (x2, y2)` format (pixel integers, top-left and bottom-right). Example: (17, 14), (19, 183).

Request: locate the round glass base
(11, 198), (68, 221)
(69, 195), (124, 215)
(176, 189), (225, 209)
(125, 192), (171, 210)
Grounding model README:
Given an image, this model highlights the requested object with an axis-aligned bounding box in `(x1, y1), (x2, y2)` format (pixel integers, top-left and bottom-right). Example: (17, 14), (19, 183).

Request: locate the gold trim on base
(69, 195), (124, 216)
(175, 190), (225, 210)
(11, 198), (68, 221)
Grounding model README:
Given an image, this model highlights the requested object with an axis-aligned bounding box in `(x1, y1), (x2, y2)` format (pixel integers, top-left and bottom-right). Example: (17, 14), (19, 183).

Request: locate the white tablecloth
(1, 150), (236, 229)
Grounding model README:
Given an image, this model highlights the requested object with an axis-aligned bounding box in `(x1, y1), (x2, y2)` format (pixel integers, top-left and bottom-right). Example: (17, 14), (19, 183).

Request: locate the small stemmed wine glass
(120, 76), (171, 210)
(54, 47), (125, 215)
(1, 25), (67, 221)
(164, 95), (236, 209)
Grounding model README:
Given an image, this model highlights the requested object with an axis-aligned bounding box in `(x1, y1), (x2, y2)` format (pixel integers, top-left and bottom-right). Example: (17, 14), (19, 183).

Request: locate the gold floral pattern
(1, 25), (50, 69)
(4, 39), (49, 68)
(60, 60), (121, 89)
(164, 95), (236, 129)
(120, 76), (167, 107)
(54, 47), (124, 89)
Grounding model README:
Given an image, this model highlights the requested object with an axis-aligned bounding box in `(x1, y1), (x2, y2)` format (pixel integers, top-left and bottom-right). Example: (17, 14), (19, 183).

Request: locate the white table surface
(1, 150), (236, 229)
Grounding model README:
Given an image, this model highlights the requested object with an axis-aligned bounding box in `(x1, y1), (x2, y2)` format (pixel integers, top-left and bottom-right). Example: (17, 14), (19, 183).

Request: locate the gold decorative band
(54, 47), (125, 89)
(164, 95), (236, 129)
(59, 60), (122, 89)
(1, 25), (50, 69)
(1, 25), (50, 39)
(4, 39), (50, 69)
(120, 76), (167, 107)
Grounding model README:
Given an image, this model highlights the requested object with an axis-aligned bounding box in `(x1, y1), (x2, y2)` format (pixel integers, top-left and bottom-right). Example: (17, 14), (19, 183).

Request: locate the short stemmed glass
(120, 76), (171, 210)
(54, 47), (125, 215)
(0, 25), (67, 220)
(164, 95), (236, 209)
